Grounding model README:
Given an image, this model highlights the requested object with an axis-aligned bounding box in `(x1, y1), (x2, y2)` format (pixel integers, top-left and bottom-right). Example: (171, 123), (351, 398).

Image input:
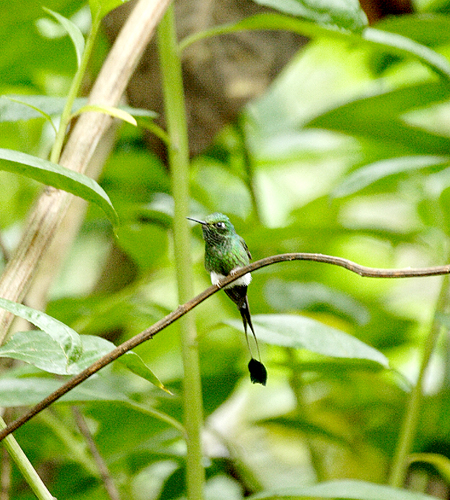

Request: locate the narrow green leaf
(0, 148), (118, 226)
(179, 13), (450, 80)
(334, 156), (450, 198)
(363, 27), (450, 81)
(251, 0), (367, 32)
(42, 7), (85, 67)
(121, 352), (172, 394)
(72, 104), (137, 126)
(263, 416), (351, 447)
(0, 95), (157, 123)
(2, 97), (57, 132)
(408, 453), (450, 484)
(249, 479), (438, 499)
(0, 95), (81, 123)
(228, 314), (389, 368)
(0, 298), (82, 364)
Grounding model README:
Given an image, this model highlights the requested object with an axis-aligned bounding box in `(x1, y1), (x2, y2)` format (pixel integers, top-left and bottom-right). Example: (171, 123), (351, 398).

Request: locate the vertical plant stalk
(158, 6), (205, 500)
(389, 274), (450, 487)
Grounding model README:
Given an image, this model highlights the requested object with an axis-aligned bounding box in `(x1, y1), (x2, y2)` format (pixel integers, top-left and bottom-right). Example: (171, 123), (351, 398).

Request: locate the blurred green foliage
(2, 0), (450, 498)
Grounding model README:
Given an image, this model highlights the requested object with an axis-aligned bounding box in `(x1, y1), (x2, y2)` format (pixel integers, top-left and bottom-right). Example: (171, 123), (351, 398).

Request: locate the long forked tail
(239, 296), (259, 357)
(224, 285), (267, 385)
(240, 297), (267, 386)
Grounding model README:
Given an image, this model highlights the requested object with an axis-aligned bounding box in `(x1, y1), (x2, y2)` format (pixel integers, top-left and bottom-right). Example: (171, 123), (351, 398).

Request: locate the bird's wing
(239, 236), (252, 261)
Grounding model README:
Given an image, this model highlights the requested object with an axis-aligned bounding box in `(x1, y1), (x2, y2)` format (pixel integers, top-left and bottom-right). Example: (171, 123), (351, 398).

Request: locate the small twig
(0, 252), (449, 442)
(72, 407), (121, 500)
(0, 410), (12, 500)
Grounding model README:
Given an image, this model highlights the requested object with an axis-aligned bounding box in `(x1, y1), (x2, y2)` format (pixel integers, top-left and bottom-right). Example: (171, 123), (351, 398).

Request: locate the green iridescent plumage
(188, 213), (267, 385)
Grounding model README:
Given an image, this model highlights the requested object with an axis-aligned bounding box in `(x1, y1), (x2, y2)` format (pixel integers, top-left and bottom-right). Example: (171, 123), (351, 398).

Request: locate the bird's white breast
(210, 270), (251, 288)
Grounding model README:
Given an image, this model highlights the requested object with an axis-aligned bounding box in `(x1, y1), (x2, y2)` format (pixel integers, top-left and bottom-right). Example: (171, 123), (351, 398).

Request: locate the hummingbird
(187, 213), (267, 385)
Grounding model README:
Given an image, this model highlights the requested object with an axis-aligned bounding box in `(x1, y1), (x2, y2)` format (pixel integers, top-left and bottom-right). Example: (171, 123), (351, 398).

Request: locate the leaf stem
(388, 274), (450, 487)
(50, 12), (101, 164)
(157, 6), (205, 500)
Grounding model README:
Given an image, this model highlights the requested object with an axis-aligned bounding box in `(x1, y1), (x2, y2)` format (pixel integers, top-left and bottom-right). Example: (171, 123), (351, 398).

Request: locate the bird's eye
(215, 222), (225, 229)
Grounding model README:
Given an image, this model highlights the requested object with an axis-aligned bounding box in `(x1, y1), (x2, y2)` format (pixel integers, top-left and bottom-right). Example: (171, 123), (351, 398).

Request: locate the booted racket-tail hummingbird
(187, 213), (267, 385)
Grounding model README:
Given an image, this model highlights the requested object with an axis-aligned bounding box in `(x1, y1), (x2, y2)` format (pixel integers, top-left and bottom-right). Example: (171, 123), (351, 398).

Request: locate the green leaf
(2, 96), (57, 132)
(0, 95), (74, 123)
(263, 416), (351, 447)
(375, 13), (450, 48)
(0, 148), (118, 226)
(179, 14), (450, 80)
(334, 155), (450, 198)
(265, 279), (370, 325)
(121, 352), (172, 394)
(363, 27), (450, 81)
(0, 298), (82, 364)
(89, 0), (132, 21)
(228, 314), (389, 368)
(42, 8), (85, 67)
(0, 95), (157, 123)
(72, 104), (138, 126)
(251, 0), (368, 32)
(249, 479), (438, 499)
(0, 328), (168, 391)
(408, 453), (450, 484)
(0, 376), (129, 406)
(0, 330), (80, 375)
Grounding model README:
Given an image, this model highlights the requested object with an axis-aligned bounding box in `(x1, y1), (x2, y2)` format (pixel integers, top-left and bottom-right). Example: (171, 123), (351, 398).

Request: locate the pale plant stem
(0, 418), (55, 500)
(389, 273), (450, 487)
(50, 14), (101, 164)
(158, 6), (205, 499)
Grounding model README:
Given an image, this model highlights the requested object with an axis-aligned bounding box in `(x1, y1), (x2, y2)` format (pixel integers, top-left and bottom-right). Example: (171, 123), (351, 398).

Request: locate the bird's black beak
(187, 217), (205, 225)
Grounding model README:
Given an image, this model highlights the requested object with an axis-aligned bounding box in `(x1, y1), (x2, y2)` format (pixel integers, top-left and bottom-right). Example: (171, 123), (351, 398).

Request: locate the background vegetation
(2, 0), (450, 499)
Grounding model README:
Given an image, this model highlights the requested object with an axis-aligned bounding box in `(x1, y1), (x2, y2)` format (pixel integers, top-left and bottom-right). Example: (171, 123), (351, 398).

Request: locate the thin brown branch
(0, 252), (449, 441)
(72, 407), (121, 500)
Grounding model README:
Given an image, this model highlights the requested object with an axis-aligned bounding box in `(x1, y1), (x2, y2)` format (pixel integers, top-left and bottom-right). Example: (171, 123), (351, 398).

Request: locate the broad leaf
(228, 314), (389, 368)
(265, 279), (370, 325)
(42, 8), (85, 67)
(0, 148), (118, 226)
(0, 298), (82, 364)
(251, 0), (367, 32)
(0, 329), (168, 391)
(334, 156), (450, 198)
(249, 479), (438, 499)
(0, 375), (130, 406)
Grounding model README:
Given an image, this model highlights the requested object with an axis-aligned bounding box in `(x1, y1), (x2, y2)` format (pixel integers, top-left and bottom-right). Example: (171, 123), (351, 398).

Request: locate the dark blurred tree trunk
(103, 0), (414, 159)
(103, 0), (306, 158)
